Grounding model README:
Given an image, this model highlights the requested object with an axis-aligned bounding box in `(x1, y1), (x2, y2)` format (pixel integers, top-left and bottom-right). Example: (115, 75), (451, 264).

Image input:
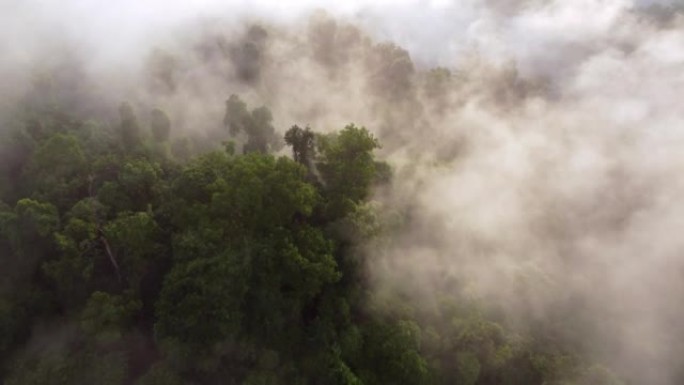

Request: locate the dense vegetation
(0, 98), (623, 384)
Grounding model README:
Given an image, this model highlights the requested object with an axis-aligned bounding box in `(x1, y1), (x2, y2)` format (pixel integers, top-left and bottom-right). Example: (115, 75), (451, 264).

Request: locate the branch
(100, 232), (122, 283)
(88, 173), (122, 283)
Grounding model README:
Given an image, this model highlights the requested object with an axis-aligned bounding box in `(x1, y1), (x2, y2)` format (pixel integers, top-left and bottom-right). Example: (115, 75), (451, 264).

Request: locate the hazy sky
(3, 0), (464, 65)
(2, 0), (678, 69)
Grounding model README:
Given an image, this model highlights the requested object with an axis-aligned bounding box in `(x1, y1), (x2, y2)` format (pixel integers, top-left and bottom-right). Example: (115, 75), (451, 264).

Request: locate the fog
(2, 0), (684, 383)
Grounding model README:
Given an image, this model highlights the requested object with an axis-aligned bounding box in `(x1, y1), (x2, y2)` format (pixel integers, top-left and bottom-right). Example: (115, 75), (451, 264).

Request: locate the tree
(366, 42), (415, 100)
(42, 198), (104, 308)
(316, 124), (386, 218)
(150, 108), (171, 142)
(285, 125), (315, 166)
(224, 94), (250, 137)
(119, 102), (141, 149)
(230, 25), (268, 83)
(80, 291), (141, 343)
(23, 133), (88, 210)
(9, 199), (59, 279)
(223, 95), (281, 154)
(0, 297), (22, 360)
(98, 159), (163, 213)
(146, 49), (178, 94)
(155, 252), (249, 347)
(245, 105), (279, 153)
(357, 320), (429, 385)
(103, 211), (163, 290)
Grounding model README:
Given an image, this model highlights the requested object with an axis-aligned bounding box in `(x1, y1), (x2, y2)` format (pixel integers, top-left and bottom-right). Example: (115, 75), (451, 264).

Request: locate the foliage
(0, 95), (624, 385)
(223, 94), (281, 153)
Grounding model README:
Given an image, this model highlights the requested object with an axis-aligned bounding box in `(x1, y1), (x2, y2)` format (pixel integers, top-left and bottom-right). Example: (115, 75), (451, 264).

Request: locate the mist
(2, 0), (684, 383)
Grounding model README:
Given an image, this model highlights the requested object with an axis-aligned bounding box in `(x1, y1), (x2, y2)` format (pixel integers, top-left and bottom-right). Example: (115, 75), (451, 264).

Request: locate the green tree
(163, 151), (340, 353)
(42, 198), (103, 308)
(23, 133), (88, 210)
(7, 199), (59, 282)
(80, 291), (141, 343)
(103, 211), (163, 290)
(155, 252), (249, 347)
(316, 124), (386, 218)
(358, 320), (429, 385)
(285, 125), (315, 166)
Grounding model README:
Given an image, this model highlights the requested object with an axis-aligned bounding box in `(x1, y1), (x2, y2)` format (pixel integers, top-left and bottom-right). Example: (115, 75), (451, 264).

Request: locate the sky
(1, 0), (679, 73)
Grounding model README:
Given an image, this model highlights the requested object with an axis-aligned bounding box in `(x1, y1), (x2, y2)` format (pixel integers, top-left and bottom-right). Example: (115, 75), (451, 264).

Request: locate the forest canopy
(5, 2), (679, 382)
(0, 89), (623, 384)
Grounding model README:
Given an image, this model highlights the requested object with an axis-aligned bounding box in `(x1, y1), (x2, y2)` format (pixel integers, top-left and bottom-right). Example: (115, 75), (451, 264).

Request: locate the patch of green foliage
(0, 96), (623, 385)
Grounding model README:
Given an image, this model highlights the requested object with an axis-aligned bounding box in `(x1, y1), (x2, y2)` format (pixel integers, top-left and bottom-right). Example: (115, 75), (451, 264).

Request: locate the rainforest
(2, 1), (684, 384)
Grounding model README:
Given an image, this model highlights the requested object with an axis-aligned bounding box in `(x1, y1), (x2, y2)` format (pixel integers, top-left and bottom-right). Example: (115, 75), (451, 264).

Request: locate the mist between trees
(1, 1), (684, 384)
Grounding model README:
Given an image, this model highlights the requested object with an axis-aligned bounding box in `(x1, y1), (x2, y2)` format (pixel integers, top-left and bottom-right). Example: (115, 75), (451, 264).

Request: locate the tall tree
(150, 108), (171, 142)
(119, 102), (141, 149)
(285, 125), (315, 166)
(316, 124), (386, 218)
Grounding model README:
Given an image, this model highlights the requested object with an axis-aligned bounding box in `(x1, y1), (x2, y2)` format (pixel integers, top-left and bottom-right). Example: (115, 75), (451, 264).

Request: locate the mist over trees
(1, 2), (683, 384)
(0, 87), (621, 384)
